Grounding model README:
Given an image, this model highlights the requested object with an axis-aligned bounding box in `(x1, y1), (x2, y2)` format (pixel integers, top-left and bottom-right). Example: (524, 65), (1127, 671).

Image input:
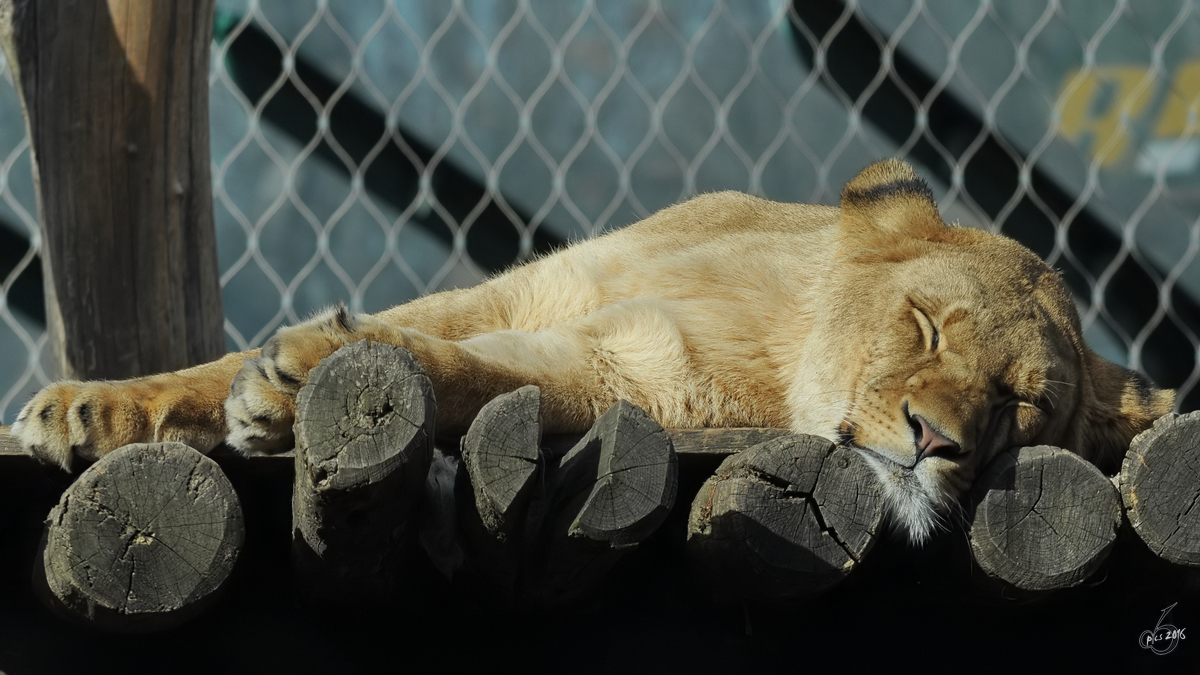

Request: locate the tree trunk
(455, 391), (677, 607)
(0, 0), (223, 379)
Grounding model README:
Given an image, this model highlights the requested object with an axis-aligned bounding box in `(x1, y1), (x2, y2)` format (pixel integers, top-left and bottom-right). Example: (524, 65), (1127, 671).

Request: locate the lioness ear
(1071, 351), (1174, 472)
(840, 159), (945, 240)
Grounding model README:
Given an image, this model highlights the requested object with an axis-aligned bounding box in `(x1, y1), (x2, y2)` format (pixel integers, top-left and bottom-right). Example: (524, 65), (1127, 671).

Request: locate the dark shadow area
(0, 451), (1197, 674)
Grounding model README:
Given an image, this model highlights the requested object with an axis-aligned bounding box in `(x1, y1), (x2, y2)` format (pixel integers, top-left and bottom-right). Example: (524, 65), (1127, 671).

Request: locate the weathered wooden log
(454, 385), (543, 595)
(38, 442), (242, 631)
(461, 385), (542, 540)
(969, 445), (1121, 591)
(292, 341), (434, 605)
(456, 391), (677, 605)
(660, 428), (791, 456)
(1120, 412), (1200, 566)
(549, 400), (678, 546)
(528, 399), (677, 605)
(0, 0), (224, 378)
(687, 435), (884, 602)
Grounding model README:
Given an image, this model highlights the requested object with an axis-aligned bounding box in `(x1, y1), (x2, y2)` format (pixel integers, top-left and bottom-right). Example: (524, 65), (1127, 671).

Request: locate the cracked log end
(686, 435), (883, 603)
(454, 385), (545, 596)
(38, 442), (243, 632)
(456, 392), (678, 607)
(562, 399), (678, 546)
(294, 340), (434, 493)
(461, 385), (542, 540)
(970, 445), (1121, 592)
(292, 341), (434, 605)
(1121, 412), (1200, 566)
(529, 398), (677, 605)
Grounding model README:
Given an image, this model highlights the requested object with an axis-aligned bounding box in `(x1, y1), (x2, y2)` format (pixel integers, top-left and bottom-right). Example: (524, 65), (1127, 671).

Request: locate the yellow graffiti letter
(1154, 61), (1200, 138)
(1058, 67), (1153, 166)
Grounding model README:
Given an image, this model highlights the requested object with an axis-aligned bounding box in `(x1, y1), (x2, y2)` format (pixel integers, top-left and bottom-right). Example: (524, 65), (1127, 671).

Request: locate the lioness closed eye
(12, 159), (1173, 543)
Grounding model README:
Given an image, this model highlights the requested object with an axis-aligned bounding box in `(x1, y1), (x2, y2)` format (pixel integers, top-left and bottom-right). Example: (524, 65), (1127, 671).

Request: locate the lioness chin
(12, 159), (1172, 544)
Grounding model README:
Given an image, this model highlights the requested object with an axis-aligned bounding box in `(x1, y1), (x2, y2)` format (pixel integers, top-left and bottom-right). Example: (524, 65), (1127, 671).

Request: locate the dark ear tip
(841, 159), (936, 208)
(1129, 369), (1175, 416)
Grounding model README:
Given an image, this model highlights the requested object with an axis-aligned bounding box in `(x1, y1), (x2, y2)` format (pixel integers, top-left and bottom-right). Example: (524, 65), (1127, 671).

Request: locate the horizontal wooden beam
(0, 426), (21, 457)
(665, 427), (791, 455)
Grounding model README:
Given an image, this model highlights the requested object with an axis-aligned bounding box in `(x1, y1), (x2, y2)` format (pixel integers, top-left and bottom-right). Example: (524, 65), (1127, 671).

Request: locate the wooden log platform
(291, 340), (434, 605)
(5, 394), (1200, 613)
(1120, 411), (1200, 566)
(37, 442), (243, 632)
(686, 434), (884, 603)
(455, 388), (678, 606)
(969, 445), (1122, 591)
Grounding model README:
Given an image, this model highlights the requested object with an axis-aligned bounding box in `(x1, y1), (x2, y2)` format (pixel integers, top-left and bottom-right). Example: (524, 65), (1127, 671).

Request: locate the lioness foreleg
(226, 298), (696, 453)
(15, 292), (684, 466)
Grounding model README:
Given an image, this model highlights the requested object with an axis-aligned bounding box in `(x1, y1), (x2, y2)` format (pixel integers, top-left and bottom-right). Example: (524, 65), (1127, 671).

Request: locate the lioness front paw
(225, 305), (371, 455)
(225, 358), (300, 455)
(13, 381), (150, 470)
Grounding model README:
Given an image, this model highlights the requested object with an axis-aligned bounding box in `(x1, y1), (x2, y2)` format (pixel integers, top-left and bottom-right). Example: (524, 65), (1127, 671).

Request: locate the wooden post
(0, 0), (223, 379)
(292, 341), (434, 606)
(969, 445), (1122, 591)
(687, 435), (884, 603)
(1120, 412), (1200, 566)
(37, 442), (243, 632)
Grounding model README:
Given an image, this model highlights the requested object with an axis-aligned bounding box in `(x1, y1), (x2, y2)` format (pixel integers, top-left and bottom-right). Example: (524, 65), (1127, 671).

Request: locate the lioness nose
(908, 412), (961, 460)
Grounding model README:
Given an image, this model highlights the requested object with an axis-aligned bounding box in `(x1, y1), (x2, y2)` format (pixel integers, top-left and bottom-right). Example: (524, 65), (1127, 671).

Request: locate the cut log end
(461, 384), (542, 540)
(687, 435), (884, 602)
(293, 340), (435, 492)
(39, 442), (243, 632)
(970, 445), (1121, 592)
(563, 399), (678, 546)
(1121, 412), (1200, 566)
(456, 391), (678, 606)
(291, 341), (435, 605)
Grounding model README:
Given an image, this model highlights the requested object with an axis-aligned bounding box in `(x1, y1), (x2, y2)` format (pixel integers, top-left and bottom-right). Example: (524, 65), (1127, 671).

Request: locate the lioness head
(801, 159), (1173, 543)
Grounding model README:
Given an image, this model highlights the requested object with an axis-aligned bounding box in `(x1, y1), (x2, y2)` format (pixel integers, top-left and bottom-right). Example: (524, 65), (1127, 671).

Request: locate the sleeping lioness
(12, 159), (1173, 542)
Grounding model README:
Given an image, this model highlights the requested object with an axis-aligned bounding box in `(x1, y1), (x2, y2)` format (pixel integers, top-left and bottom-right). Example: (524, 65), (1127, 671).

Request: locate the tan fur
(12, 159), (1173, 542)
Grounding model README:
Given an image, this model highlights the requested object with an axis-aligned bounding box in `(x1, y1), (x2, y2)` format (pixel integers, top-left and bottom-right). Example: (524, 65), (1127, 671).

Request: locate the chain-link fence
(1, 0), (1198, 423)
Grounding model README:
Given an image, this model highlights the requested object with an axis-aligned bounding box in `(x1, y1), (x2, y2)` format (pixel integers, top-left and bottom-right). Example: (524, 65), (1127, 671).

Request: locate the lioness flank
(13, 159), (1173, 542)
